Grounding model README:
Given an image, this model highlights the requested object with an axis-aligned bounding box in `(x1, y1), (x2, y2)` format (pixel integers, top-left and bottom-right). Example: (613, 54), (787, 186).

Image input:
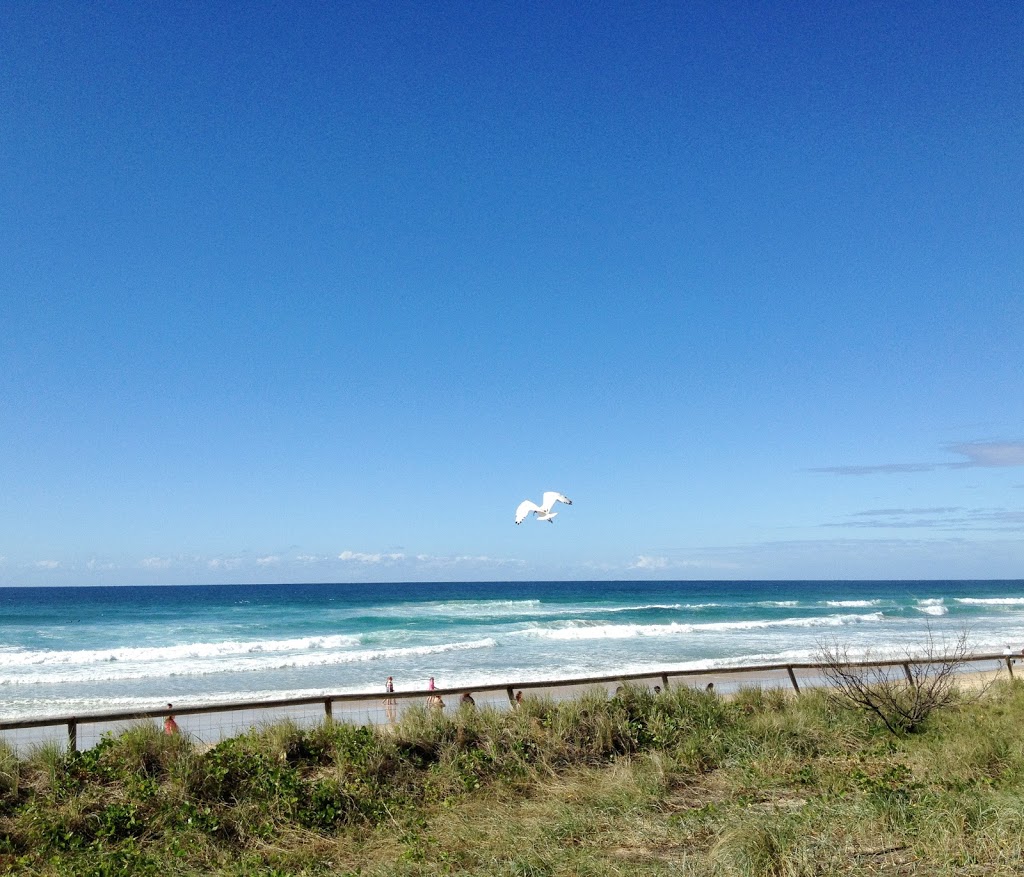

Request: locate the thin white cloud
(207, 557), (243, 570)
(853, 507), (962, 516)
(810, 462), (935, 476)
(414, 553), (525, 568)
(338, 550), (405, 564)
(810, 440), (1024, 476)
(86, 558), (117, 571)
(947, 441), (1024, 468)
(141, 557), (174, 569)
(712, 534), (1024, 565)
(828, 506), (1024, 532)
(256, 555), (280, 566)
(579, 560), (619, 572)
(630, 555), (670, 571)
(33, 560), (61, 569)
(626, 555), (736, 571)
(295, 554), (332, 564)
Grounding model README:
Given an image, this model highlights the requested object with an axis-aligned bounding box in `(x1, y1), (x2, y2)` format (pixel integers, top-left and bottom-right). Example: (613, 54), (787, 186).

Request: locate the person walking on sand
(163, 703), (179, 736)
(427, 676), (444, 711)
(383, 676), (397, 723)
(459, 691), (475, 708)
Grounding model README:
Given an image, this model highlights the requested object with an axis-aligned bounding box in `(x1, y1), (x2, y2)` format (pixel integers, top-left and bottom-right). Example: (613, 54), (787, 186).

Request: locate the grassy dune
(2, 680), (1023, 876)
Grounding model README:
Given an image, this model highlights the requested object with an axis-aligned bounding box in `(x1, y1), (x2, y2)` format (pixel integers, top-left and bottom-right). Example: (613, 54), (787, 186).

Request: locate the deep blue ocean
(1, 580), (1022, 720)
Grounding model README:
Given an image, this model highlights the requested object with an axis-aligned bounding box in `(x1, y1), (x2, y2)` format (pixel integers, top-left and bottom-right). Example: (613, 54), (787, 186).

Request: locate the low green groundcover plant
(1, 680), (1022, 875)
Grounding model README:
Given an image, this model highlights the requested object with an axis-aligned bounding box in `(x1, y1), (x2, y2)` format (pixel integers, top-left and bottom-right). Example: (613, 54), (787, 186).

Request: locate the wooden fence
(0, 652), (1014, 752)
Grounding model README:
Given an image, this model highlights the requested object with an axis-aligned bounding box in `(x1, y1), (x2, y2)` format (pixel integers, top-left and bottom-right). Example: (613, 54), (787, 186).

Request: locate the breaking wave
(916, 599), (948, 616)
(0, 638), (498, 685)
(517, 613), (885, 642)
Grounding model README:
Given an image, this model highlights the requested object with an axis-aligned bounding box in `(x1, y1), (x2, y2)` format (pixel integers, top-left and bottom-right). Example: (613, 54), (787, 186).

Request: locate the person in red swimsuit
(163, 703), (180, 735)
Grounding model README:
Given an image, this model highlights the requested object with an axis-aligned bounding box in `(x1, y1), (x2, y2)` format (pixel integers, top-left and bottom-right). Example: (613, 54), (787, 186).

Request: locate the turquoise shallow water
(1, 580), (1022, 719)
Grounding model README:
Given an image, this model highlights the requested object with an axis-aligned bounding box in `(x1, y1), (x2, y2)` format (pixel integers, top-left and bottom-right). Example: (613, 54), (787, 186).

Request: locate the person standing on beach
(427, 676), (444, 711)
(163, 703), (179, 736)
(383, 676), (397, 723)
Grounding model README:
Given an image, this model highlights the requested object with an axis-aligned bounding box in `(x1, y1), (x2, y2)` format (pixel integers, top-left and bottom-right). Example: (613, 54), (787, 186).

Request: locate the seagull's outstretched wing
(515, 500), (543, 525)
(540, 492), (572, 512)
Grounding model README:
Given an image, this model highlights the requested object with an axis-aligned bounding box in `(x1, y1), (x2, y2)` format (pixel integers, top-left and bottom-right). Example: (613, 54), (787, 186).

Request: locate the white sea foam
(587, 603), (685, 613)
(0, 688), (392, 721)
(756, 601), (800, 608)
(955, 597), (1024, 606)
(0, 638), (498, 685)
(517, 613), (885, 642)
(385, 599), (543, 618)
(0, 633), (365, 669)
(416, 600), (694, 618)
(373, 599), (704, 621)
(916, 599), (948, 616)
(825, 600), (881, 608)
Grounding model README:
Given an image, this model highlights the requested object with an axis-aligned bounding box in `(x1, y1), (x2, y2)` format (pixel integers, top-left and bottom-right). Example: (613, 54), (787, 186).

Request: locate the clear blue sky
(2, 2), (1022, 586)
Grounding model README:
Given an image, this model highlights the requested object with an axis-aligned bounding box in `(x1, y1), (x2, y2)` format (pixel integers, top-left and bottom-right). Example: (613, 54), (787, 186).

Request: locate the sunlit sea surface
(1, 580), (1022, 719)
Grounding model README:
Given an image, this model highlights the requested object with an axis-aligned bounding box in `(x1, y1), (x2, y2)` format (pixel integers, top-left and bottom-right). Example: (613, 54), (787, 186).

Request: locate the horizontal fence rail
(0, 652), (1015, 753)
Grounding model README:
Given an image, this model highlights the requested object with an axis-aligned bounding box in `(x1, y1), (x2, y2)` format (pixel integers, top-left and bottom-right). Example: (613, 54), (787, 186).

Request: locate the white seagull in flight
(515, 491), (573, 525)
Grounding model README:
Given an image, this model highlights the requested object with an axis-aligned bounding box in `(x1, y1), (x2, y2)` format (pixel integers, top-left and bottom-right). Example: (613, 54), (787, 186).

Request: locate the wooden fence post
(786, 666), (801, 694)
(1, 651), (1013, 751)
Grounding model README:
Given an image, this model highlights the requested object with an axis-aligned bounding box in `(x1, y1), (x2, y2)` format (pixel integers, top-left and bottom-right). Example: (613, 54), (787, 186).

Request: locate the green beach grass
(2, 679), (1023, 876)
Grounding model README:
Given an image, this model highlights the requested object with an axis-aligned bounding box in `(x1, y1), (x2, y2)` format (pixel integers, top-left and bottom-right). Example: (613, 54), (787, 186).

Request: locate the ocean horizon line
(2, 576), (1021, 591)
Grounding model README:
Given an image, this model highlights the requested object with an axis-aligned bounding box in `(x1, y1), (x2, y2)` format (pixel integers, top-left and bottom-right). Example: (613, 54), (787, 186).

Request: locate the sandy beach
(2, 653), (1013, 754)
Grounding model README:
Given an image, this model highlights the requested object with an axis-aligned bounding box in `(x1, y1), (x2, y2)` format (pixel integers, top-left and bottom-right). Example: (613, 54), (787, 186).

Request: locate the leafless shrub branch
(818, 627), (992, 735)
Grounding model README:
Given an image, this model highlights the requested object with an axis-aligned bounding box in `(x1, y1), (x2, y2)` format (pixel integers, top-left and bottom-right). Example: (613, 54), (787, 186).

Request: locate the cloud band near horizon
(810, 441), (1024, 476)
